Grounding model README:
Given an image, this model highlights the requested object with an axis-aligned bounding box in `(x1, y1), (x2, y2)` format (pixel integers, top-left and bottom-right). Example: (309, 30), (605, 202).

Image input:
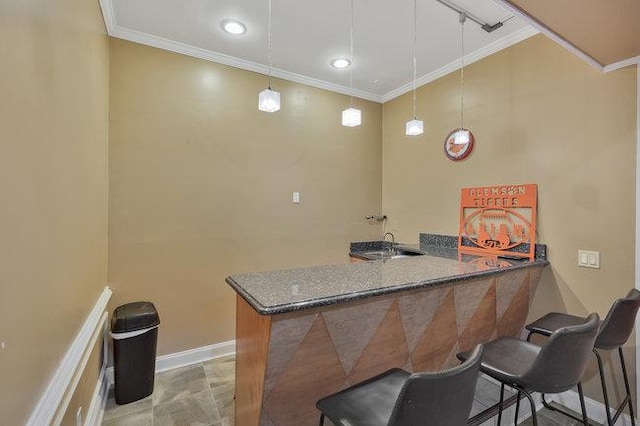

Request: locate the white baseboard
(106, 340), (236, 385)
(27, 287), (112, 426)
(478, 373), (544, 424)
(84, 364), (109, 426)
(551, 388), (637, 425)
(499, 394), (544, 424)
(52, 313), (110, 425)
(156, 340), (236, 372)
(479, 373), (638, 424)
(85, 322), (110, 426)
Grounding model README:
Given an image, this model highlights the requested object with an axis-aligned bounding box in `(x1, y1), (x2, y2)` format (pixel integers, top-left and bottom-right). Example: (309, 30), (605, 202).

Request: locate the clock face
(444, 129), (475, 161)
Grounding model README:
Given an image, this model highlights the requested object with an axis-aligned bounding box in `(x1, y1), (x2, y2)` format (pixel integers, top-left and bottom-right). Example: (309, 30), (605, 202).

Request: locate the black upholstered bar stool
(526, 289), (640, 425)
(316, 344), (483, 426)
(458, 313), (600, 426)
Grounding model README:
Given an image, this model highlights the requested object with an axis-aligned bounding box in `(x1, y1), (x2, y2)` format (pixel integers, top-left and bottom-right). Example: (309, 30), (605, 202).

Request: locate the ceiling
(498, 0), (640, 69)
(99, 0), (640, 102)
(99, 0), (537, 102)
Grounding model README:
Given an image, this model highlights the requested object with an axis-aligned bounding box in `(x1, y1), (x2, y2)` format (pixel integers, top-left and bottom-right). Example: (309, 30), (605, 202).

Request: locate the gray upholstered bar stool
(526, 289), (640, 425)
(315, 344), (483, 426)
(458, 313), (600, 426)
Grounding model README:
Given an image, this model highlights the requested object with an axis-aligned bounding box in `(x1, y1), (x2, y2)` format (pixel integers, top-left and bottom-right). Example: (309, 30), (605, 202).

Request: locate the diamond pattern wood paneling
(346, 299), (409, 384)
(496, 269), (528, 320)
(497, 271), (530, 337)
(398, 286), (450, 352)
(457, 283), (497, 352)
(323, 298), (393, 375)
(256, 267), (545, 426)
(263, 312), (318, 397)
(263, 315), (346, 425)
(410, 289), (459, 372)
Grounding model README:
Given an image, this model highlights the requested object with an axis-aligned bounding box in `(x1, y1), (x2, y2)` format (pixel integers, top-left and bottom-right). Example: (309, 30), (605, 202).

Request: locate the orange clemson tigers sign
(458, 184), (537, 260)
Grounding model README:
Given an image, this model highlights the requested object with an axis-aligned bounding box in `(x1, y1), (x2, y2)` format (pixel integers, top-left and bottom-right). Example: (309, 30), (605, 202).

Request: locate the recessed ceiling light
(331, 58), (351, 69)
(221, 19), (247, 35)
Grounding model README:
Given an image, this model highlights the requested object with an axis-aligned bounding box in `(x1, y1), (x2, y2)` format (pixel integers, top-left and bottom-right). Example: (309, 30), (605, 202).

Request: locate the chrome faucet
(384, 232), (395, 250)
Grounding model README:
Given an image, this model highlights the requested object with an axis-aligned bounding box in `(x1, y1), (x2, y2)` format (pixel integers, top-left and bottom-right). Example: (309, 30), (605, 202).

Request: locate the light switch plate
(292, 192), (300, 204)
(578, 250), (600, 269)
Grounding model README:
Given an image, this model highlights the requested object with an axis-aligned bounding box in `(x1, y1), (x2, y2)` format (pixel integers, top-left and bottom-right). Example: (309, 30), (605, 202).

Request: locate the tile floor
(469, 376), (601, 426)
(102, 355), (235, 426)
(102, 355), (598, 426)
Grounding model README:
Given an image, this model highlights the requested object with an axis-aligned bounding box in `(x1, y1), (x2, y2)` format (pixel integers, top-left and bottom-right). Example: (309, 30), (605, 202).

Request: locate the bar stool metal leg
(521, 388), (538, 426)
(497, 383), (505, 426)
(594, 349), (614, 426)
(619, 347), (635, 425)
(577, 382), (588, 425)
(595, 347), (635, 426)
(541, 389), (589, 425)
(515, 390), (521, 424)
(319, 413), (325, 426)
(525, 289), (640, 426)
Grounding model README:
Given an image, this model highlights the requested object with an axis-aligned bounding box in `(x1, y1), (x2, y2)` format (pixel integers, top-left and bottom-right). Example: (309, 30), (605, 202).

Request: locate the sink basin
(360, 249), (424, 260)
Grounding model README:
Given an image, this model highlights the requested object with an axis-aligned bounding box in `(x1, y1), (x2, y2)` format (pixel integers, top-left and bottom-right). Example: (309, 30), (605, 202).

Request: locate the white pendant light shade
(405, 0), (424, 138)
(342, 107), (362, 127)
(405, 119), (424, 136)
(453, 129), (470, 144)
(259, 0), (280, 113)
(341, 0), (361, 128)
(258, 88), (281, 113)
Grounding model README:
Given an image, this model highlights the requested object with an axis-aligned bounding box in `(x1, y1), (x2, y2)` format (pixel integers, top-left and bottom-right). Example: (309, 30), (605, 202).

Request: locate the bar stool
(316, 344), (483, 426)
(458, 313), (600, 426)
(526, 289), (640, 425)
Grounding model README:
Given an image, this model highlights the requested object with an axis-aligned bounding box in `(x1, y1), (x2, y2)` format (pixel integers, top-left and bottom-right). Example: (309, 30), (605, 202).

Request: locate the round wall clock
(444, 128), (474, 161)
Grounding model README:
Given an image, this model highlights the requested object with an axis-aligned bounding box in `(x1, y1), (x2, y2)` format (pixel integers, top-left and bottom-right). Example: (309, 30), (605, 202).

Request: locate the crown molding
(108, 25), (383, 103)
(491, 0), (603, 72)
(98, 0), (116, 33)
(381, 26), (539, 103)
(99, 0), (382, 103)
(604, 55), (640, 73)
(99, 0), (538, 105)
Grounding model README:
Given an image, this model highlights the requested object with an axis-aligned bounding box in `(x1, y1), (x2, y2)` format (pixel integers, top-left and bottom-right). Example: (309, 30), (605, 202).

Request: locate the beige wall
(382, 35), (637, 402)
(0, 0), (109, 423)
(108, 39), (383, 355)
(507, 0), (640, 65)
(2, 7), (632, 420)
(59, 336), (104, 425)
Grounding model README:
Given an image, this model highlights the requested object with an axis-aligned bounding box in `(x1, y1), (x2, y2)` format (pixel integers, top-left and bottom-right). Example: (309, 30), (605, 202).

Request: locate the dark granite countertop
(226, 234), (549, 315)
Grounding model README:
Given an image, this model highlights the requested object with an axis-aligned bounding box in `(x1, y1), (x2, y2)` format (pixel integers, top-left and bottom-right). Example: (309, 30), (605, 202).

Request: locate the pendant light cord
(349, 0), (354, 107)
(268, 0), (273, 89)
(412, 0), (417, 119)
(460, 13), (466, 131)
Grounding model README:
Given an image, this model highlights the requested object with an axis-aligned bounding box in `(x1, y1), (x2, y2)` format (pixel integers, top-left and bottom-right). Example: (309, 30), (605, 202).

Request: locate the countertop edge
(226, 259), (549, 316)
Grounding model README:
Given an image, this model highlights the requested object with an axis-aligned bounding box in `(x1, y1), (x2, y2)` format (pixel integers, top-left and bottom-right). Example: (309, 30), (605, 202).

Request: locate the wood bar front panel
(235, 295), (272, 426)
(235, 266), (544, 426)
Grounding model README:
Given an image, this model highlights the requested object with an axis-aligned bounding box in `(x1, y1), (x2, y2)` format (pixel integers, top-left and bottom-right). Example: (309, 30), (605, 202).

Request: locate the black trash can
(111, 301), (160, 405)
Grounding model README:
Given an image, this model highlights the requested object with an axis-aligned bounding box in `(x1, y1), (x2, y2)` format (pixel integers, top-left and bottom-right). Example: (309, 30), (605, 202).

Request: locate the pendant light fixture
(341, 0), (361, 127)
(453, 13), (470, 144)
(405, 0), (423, 136)
(258, 0), (280, 113)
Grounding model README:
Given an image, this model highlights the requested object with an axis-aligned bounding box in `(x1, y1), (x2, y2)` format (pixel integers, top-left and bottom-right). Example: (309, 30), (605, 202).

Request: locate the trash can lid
(111, 301), (160, 333)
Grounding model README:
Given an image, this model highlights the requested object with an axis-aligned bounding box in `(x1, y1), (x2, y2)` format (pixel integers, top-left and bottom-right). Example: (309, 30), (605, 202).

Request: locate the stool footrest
(466, 393), (520, 426)
(542, 399), (599, 426)
(542, 396), (594, 425)
(610, 394), (631, 424)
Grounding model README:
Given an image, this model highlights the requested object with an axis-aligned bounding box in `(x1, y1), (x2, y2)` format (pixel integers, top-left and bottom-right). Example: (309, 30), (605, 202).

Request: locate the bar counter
(226, 243), (548, 426)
